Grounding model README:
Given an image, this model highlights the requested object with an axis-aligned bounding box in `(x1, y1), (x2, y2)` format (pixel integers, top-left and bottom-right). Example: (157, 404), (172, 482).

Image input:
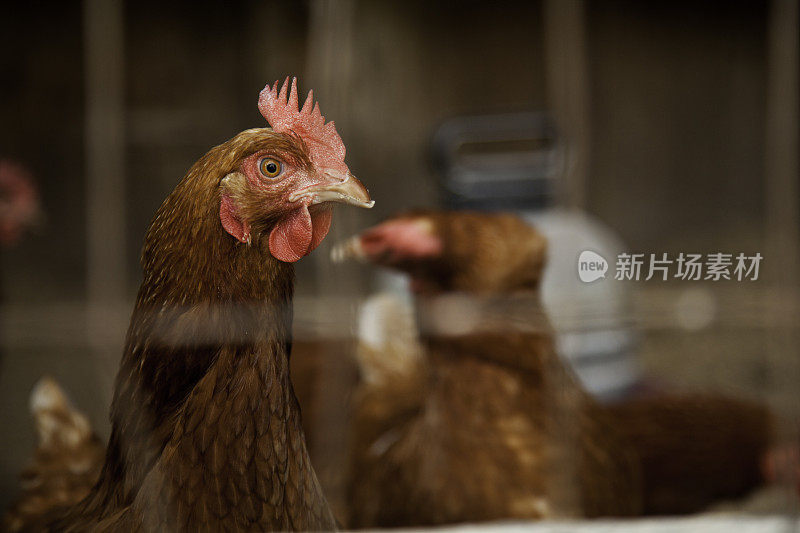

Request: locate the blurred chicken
(0, 159), (41, 247)
(342, 210), (641, 526)
(4, 78), (373, 531)
(338, 210), (774, 527)
(607, 394), (771, 515)
(3, 378), (104, 532)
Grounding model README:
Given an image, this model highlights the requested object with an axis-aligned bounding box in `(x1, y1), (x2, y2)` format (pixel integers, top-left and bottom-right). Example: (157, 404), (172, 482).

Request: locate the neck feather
(88, 164), (298, 512)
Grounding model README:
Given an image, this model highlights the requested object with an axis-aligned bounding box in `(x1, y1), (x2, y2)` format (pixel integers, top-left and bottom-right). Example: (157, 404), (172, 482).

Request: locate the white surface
(362, 516), (797, 533)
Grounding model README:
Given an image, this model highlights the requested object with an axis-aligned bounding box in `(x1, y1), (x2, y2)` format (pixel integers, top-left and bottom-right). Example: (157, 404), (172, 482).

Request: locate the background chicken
(340, 210), (776, 528)
(2, 378), (103, 532)
(4, 78), (373, 531)
(0, 160), (40, 248)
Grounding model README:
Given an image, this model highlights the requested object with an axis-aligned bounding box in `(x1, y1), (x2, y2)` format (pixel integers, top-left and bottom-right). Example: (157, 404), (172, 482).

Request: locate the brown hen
(6, 78), (373, 532)
(341, 210), (772, 527)
(3, 378), (104, 532)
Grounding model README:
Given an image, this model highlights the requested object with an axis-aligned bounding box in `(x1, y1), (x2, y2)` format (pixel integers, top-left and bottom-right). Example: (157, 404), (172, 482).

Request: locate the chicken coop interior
(0, 0), (798, 531)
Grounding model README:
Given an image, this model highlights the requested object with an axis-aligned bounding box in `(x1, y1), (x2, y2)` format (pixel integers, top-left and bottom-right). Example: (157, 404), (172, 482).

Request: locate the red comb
(258, 77), (347, 170)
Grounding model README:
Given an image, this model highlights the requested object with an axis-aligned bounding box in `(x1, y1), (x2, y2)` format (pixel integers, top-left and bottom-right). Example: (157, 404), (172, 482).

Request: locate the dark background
(0, 0), (797, 511)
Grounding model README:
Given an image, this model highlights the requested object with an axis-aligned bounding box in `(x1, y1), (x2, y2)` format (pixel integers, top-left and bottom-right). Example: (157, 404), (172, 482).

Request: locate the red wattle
(268, 205), (333, 263)
(308, 207), (332, 253)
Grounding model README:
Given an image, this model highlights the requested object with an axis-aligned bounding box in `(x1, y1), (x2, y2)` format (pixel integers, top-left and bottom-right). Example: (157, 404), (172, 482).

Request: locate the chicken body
(3, 378), (104, 532)
(344, 210), (771, 527)
(347, 211), (640, 526)
(6, 79), (372, 531)
(353, 327), (641, 526)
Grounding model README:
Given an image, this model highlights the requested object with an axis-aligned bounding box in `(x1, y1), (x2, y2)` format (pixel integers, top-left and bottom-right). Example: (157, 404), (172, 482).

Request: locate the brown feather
(347, 210), (771, 527)
(10, 128), (337, 531)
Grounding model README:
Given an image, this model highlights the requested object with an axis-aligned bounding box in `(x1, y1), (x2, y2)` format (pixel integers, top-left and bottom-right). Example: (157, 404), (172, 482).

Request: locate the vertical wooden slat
(302, 0), (360, 520)
(543, 0), (591, 210)
(765, 0), (799, 274)
(764, 0), (799, 440)
(543, 0), (591, 513)
(83, 0), (126, 400)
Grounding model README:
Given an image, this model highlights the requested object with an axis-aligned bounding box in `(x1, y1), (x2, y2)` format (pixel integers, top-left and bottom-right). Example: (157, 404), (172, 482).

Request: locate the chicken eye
(259, 158), (282, 178)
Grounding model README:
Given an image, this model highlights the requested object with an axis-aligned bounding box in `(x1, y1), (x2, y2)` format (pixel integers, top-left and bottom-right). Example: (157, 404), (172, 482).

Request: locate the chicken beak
(289, 172), (375, 209)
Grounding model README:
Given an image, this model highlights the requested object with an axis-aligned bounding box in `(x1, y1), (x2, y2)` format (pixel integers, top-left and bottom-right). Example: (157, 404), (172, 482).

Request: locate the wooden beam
(83, 0), (126, 401)
(543, 0), (591, 210)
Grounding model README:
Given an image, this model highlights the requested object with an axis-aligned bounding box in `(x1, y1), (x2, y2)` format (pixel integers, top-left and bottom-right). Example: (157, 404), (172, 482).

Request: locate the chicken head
(220, 77), (373, 262)
(334, 210), (547, 294)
